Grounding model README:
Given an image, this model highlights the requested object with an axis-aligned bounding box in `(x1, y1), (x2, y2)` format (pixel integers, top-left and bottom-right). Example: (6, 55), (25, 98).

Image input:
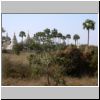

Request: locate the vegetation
(83, 19), (95, 46)
(73, 34), (80, 46)
(2, 19), (98, 86)
(19, 31), (26, 49)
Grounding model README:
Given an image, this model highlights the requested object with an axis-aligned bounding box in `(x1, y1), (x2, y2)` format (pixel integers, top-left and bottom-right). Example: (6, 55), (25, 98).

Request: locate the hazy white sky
(2, 14), (98, 45)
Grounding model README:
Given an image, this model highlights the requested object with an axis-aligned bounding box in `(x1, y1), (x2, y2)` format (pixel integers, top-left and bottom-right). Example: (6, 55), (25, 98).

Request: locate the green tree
(57, 33), (62, 44)
(44, 28), (51, 45)
(61, 35), (66, 46)
(51, 28), (58, 44)
(66, 34), (71, 45)
(44, 28), (50, 36)
(83, 19), (95, 46)
(19, 31), (26, 45)
(35, 32), (44, 44)
(73, 34), (80, 46)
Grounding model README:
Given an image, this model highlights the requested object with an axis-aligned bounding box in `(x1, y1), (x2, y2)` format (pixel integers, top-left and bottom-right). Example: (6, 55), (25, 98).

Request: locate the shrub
(13, 44), (20, 55)
(2, 49), (7, 53)
(56, 46), (97, 77)
(28, 54), (45, 79)
(28, 52), (66, 85)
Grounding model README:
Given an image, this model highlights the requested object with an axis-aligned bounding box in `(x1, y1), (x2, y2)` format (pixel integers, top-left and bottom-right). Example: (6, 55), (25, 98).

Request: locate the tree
(83, 19), (95, 46)
(73, 34), (80, 46)
(2, 27), (6, 33)
(57, 33), (62, 44)
(35, 32), (45, 44)
(61, 35), (66, 46)
(66, 34), (71, 45)
(51, 28), (58, 44)
(44, 28), (50, 36)
(44, 28), (51, 45)
(19, 31), (26, 48)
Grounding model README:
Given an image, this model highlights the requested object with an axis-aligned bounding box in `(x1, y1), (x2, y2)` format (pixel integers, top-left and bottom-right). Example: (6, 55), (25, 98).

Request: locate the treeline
(10, 28), (80, 54)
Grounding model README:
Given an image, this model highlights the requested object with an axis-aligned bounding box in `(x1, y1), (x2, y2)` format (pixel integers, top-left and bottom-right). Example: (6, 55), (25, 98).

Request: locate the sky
(2, 14), (98, 46)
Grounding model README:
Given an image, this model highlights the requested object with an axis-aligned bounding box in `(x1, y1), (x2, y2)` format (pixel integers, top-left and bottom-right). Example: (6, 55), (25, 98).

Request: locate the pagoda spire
(27, 31), (30, 39)
(13, 32), (17, 45)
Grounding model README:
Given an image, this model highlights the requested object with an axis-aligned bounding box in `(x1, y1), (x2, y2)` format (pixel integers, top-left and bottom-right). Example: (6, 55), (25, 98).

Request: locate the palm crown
(83, 19), (95, 46)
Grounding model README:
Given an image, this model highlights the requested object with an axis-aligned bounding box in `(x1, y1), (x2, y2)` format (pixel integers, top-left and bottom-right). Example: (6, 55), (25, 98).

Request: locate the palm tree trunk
(75, 40), (76, 46)
(77, 40), (78, 46)
(68, 39), (69, 45)
(88, 29), (89, 46)
(22, 37), (23, 44)
(22, 37), (23, 50)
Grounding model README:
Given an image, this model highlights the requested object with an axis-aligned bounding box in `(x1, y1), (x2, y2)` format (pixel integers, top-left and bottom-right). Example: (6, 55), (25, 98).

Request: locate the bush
(56, 46), (98, 77)
(28, 52), (66, 85)
(56, 47), (85, 77)
(28, 54), (45, 79)
(13, 44), (20, 55)
(2, 49), (7, 53)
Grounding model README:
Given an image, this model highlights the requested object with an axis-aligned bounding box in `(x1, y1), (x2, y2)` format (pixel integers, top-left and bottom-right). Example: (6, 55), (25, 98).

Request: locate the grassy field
(2, 53), (98, 86)
(2, 76), (98, 86)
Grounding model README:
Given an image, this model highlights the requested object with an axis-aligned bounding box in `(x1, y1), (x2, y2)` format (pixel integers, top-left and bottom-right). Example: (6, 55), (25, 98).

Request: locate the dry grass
(2, 76), (98, 86)
(2, 53), (98, 86)
(2, 52), (32, 64)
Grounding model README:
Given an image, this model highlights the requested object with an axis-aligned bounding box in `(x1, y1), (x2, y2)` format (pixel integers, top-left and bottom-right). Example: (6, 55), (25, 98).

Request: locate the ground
(2, 76), (98, 86)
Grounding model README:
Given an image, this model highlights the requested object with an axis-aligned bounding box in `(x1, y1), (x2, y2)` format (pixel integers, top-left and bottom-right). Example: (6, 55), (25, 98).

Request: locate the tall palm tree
(19, 31), (26, 46)
(83, 19), (95, 46)
(66, 34), (71, 45)
(73, 34), (80, 46)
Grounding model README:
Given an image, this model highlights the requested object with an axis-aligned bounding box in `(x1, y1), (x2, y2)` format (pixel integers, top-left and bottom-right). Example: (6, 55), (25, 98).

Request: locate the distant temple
(2, 33), (11, 50)
(2, 33), (17, 50)
(2, 32), (31, 50)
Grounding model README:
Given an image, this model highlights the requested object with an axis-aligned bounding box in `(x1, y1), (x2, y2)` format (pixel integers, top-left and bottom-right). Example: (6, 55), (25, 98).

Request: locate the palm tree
(73, 34), (80, 46)
(19, 31), (26, 46)
(57, 33), (62, 44)
(66, 34), (71, 45)
(83, 19), (95, 46)
(62, 35), (66, 45)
